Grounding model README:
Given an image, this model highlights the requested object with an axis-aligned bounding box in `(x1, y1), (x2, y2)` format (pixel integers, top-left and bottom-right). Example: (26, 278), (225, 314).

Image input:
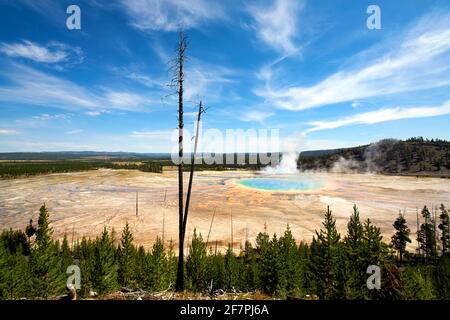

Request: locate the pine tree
(391, 212), (411, 263)
(135, 245), (148, 289)
(279, 226), (302, 296)
(343, 205), (366, 299)
(148, 237), (167, 291)
(79, 236), (95, 296)
(206, 247), (225, 292)
(417, 206), (437, 258)
(309, 206), (344, 299)
(0, 245), (31, 299)
(401, 266), (435, 300)
(224, 245), (240, 291)
(186, 229), (207, 292)
(92, 227), (118, 295)
(241, 241), (258, 291)
(60, 234), (73, 274)
(30, 204), (65, 298)
(438, 204), (450, 256)
(117, 223), (136, 288)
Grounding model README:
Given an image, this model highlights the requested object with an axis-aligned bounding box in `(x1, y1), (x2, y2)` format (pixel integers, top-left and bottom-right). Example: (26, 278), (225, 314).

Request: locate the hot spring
(237, 177), (323, 191)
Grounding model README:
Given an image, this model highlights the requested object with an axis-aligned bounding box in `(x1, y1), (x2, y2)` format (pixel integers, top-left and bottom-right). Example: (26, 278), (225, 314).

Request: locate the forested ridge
(1, 203), (450, 300)
(299, 137), (450, 177)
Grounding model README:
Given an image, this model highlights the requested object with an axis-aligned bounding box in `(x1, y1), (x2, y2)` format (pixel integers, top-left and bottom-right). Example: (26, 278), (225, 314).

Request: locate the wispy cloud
(65, 129), (83, 135)
(0, 63), (156, 112)
(121, 0), (225, 32)
(256, 12), (450, 111)
(306, 100), (450, 133)
(0, 129), (20, 136)
(85, 111), (101, 116)
(240, 110), (274, 123)
(248, 0), (304, 55)
(129, 130), (172, 138)
(32, 113), (71, 121)
(0, 40), (83, 66)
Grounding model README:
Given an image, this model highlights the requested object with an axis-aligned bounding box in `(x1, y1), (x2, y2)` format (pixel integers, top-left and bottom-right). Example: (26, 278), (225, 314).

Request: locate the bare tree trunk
(182, 101), (204, 239)
(175, 31), (187, 292)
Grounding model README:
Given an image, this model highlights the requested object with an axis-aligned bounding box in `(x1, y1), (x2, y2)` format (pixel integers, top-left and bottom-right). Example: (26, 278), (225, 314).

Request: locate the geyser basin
(238, 177), (323, 191)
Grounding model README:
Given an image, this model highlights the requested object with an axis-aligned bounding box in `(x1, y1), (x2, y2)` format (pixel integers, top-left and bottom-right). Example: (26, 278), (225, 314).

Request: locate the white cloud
(0, 63), (155, 112)
(256, 12), (450, 111)
(129, 130), (173, 139)
(85, 111), (101, 116)
(121, 0), (225, 32)
(248, 0), (304, 55)
(32, 113), (70, 121)
(306, 100), (450, 133)
(241, 110), (274, 123)
(0, 129), (20, 136)
(66, 129), (83, 135)
(0, 40), (83, 65)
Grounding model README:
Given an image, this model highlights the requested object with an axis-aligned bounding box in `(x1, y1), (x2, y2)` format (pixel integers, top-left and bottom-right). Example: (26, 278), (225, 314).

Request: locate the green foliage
(438, 204), (450, 255)
(30, 204), (65, 298)
(401, 266), (436, 300)
(417, 206), (437, 258)
(1, 203), (450, 300)
(186, 229), (207, 292)
(309, 206), (344, 299)
(147, 237), (170, 291)
(0, 229), (30, 255)
(0, 245), (31, 299)
(91, 227), (118, 294)
(117, 223), (137, 288)
(391, 212), (411, 263)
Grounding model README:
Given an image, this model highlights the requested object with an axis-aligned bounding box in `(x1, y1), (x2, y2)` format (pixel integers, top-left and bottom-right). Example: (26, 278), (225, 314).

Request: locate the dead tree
(170, 32), (206, 292)
(183, 100), (205, 241)
(170, 31), (187, 292)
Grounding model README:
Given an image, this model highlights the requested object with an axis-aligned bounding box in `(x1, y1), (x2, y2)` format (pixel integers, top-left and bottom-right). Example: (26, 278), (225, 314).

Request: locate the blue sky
(0, 0), (449, 152)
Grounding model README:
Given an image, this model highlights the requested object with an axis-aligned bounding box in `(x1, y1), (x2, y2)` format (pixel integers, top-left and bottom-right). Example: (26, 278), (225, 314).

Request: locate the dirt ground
(1, 169), (449, 253)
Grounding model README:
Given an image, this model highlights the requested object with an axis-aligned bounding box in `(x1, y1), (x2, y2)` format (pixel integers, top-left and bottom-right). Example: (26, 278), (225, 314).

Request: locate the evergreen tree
(117, 223), (136, 288)
(343, 205), (366, 299)
(186, 229), (207, 292)
(78, 237), (95, 296)
(30, 204), (65, 298)
(147, 237), (168, 291)
(224, 245), (240, 291)
(0, 245), (31, 299)
(92, 227), (118, 295)
(135, 245), (148, 289)
(60, 234), (73, 274)
(241, 241), (258, 291)
(206, 248), (225, 292)
(391, 212), (411, 263)
(401, 266), (435, 300)
(417, 206), (437, 258)
(438, 204), (450, 256)
(432, 256), (450, 299)
(279, 226), (302, 296)
(309, 206), (344, 299)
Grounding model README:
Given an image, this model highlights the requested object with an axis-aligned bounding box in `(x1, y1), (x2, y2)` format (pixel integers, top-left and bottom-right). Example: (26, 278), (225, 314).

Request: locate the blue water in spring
(238, 177), (322, 191)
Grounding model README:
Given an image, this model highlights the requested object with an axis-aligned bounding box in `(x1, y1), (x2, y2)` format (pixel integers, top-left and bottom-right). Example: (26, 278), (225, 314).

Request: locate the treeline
(0, 161), (165, 179)
(0, 155), (272, 179)
(298, 138), (450, 176)
(1, 204), (450, 300)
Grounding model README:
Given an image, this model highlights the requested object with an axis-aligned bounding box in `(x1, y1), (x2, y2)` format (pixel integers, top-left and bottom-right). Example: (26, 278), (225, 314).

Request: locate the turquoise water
(238, 178), (322, 191)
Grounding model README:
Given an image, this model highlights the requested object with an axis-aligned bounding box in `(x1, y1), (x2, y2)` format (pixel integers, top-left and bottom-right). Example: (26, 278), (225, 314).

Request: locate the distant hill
(298, 137), (450, 177)
(0, 151), (171, 161)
